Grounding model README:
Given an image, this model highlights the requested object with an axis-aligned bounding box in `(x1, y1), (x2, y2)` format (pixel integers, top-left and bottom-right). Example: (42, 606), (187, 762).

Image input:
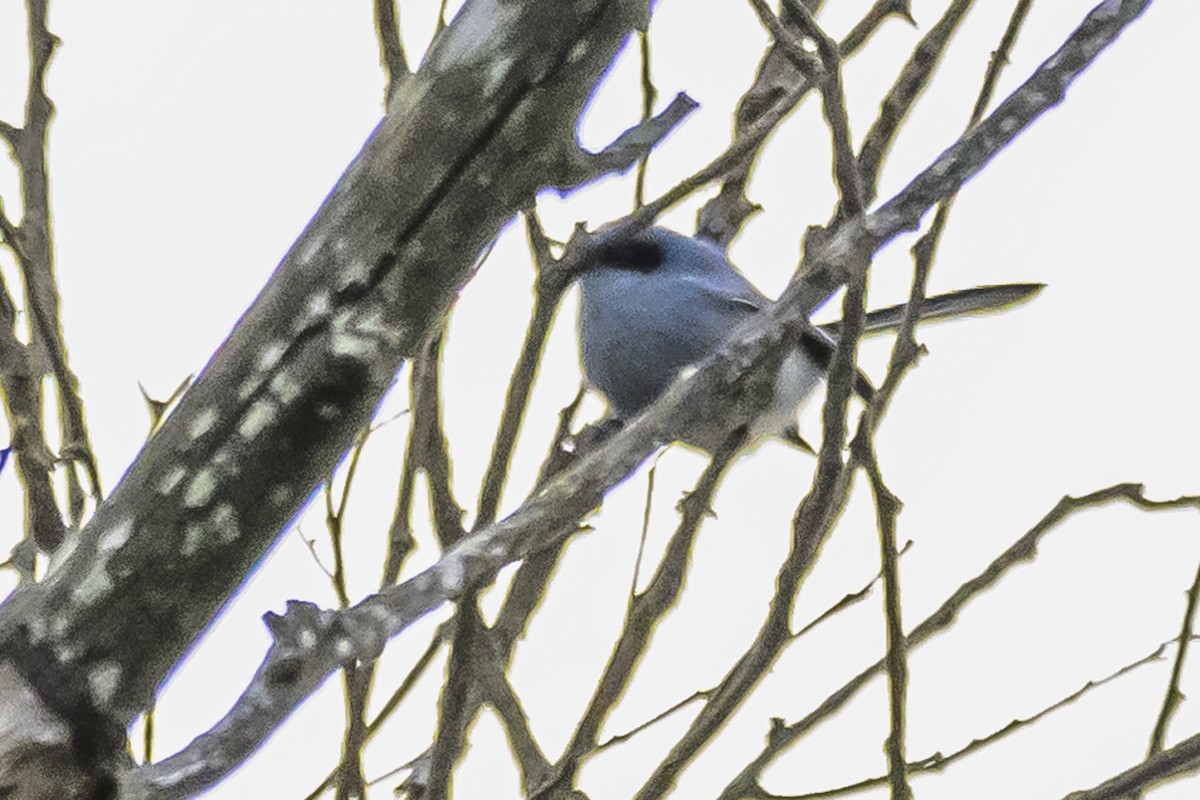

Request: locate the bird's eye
(595, 239), (664, 273)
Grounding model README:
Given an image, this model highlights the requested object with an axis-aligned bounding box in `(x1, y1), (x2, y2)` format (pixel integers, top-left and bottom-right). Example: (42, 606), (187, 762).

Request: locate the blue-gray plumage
(577, 226), (1040, 452)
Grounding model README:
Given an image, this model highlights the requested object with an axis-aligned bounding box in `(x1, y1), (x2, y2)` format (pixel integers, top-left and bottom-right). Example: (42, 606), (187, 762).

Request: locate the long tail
(819, 283), (1044, 335)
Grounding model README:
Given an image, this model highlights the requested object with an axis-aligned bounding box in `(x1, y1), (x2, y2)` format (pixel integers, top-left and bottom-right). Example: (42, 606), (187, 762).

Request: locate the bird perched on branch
(576, 225), (1041, 453)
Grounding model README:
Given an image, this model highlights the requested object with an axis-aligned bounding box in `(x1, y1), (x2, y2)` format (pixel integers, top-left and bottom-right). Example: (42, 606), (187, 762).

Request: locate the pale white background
(1, 1), (1198, 798)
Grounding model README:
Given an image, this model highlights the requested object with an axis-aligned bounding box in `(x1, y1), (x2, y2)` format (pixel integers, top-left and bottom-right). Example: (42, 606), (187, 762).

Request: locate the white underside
(751, 347), (825, 442)
(675, 347), (826, 454)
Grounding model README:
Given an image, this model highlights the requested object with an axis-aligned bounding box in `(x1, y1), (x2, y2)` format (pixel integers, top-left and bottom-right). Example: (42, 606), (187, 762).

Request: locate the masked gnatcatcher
(577, 226), (1041, 453)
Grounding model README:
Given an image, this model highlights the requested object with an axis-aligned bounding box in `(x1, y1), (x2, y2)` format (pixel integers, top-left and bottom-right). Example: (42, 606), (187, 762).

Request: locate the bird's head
(577, 225), (732, 282)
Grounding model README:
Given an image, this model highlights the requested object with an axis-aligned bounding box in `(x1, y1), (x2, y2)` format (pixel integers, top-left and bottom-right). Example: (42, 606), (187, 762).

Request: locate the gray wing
(682, 270), (769, 315)
(697, 277), (876, 402)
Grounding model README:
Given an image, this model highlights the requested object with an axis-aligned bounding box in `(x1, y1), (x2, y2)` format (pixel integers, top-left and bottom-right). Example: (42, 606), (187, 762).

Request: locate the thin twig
(628, 458), (659, 600)
(139, 375), (193, 437)
(374, 0), (410, 105)
(322, 424), (375, 800)
(594, 690), (709, 755)
(534, 432), (744, 796)
(824, 7), (1040, 792)
(634, 30), (657, 207)
(407, 214), (569, 796)
(1144, 547), (1200, 760)
(470, 633), (553, 792)
(782, 1), (865, 217)
(592, 543), (913, 761)
(297, 524), (336, 581)
(773, 12), (909, 792)
(857, 0), (978, 206)
(475, 211), (570, 528)
(142, 706), (155, 764)
(434, 0), (451, 35)
(304, 632), (444, 800)
(773, 638), (1187, 800)
(412, 333), (467, 548)
(857, 436), (910, 800)
(425, 604), (483, 800)
(326, 426), (373, 610)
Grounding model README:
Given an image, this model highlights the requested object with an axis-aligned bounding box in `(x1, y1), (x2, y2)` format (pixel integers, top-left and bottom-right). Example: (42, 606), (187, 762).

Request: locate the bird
(576, 225), (1041, 454)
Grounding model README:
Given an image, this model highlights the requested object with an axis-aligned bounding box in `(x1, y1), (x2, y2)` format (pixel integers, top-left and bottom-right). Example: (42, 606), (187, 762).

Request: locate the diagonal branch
(1061, 730), (1200, 800)
(856, 0), (978, 206)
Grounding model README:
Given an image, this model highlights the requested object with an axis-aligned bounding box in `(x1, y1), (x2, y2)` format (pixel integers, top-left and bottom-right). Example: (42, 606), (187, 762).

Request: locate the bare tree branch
(633, 30), (658, 207)
(374, 0), (411, 104)
(534, 433), (744, 796)
(857, 436), (910, 800)
(767, 638), (1188, 800)
(716, 483), (1200, 799)
(698, 0), (914, 245)
(693, 0), (897, 244)
(475, 211), (571, 529)
(857, 0), (977, 206)
(1, 0), (101, 536)
(304, 631), (444, 800)
(1061, 730), (1200, 800)
(0, 0), (76, 558)
(1144, 550), (1200, 764)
